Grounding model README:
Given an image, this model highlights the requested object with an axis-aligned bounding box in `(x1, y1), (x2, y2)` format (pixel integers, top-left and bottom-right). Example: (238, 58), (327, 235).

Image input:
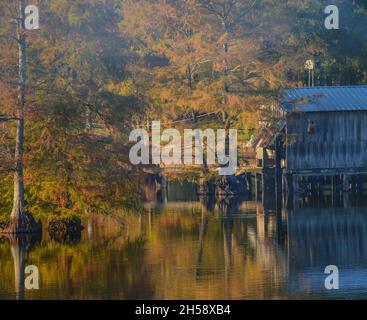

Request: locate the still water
(1, 181), (367, 300)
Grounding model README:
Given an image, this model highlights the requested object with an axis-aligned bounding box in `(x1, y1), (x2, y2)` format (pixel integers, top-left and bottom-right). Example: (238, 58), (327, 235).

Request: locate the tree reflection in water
(1, 182), (367, 299)
(0, 234), (41, 300)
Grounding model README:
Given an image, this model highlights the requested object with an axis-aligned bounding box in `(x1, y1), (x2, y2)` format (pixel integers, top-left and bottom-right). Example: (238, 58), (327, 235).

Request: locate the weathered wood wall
(286, 111), (367, 172)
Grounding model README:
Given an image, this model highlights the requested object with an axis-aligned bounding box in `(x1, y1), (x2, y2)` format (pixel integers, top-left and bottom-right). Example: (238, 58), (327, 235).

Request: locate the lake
(1, 181), (367, 300)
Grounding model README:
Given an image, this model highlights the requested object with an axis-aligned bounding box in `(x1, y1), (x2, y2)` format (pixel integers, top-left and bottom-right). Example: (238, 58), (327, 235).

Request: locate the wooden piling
(292, 175), (299, 208)
(255, 173), (261, 201)
(343, 174), (350, 193)
(275, 135), (283, 211)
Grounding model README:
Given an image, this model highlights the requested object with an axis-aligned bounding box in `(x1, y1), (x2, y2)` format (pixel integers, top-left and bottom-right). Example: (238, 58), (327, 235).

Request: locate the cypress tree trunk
(3, 0), (40, 234)
(12, 0), (26, 219)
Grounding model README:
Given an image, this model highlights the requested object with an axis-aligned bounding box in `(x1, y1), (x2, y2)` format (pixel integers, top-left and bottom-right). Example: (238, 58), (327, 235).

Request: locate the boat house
(283, 85), (367, 175)
(282, 85), (367, 197)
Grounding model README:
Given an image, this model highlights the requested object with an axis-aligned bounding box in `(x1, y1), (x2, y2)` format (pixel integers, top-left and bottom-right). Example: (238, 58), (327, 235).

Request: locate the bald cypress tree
(1, 0), (40, 233)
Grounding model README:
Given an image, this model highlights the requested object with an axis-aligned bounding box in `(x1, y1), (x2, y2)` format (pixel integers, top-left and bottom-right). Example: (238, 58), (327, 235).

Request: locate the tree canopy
(1, 0), (367, 218)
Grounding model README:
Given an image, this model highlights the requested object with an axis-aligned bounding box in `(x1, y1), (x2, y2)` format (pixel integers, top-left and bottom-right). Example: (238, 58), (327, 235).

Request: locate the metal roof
(283, 86), (367, 113)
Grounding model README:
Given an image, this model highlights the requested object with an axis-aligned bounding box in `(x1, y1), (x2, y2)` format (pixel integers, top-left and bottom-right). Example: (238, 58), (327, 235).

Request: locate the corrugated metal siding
(286, 111), (367, 171)
(283, 86), (367, 113)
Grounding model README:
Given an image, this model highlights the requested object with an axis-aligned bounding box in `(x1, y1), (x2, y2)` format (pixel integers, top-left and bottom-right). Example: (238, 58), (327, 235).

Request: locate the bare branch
(0, 115), (18, 121)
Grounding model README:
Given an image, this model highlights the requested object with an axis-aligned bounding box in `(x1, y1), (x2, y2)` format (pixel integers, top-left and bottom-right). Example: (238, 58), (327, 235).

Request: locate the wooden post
(255, 173), (261, 201)
(343, 174), (350, 193)
(292, 175), (299, 208)
(331, 176), (336, 206)
(161, 175), (168, 204)
(331, 175), (341, 207)
(310, 176), (317, 196)
(275, 134), (284, 239)
(262, 171), (266, 206)
(343, 174), (350, 208)
(249, 173), (253, 195)
(275, 135), (283, 211)
(254, 173), (257, 200)
(282, 174), (287, 207)
(262, 168), (276, 210)
(317, 176), (322, 197)
(285, 174), (293, 209)
(336, 175), (342, 206)
(246, 173), (252, 195)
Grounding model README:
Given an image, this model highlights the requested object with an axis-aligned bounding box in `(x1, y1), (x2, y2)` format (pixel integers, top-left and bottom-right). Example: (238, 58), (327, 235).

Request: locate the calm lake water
(1, 181), (367, 300)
